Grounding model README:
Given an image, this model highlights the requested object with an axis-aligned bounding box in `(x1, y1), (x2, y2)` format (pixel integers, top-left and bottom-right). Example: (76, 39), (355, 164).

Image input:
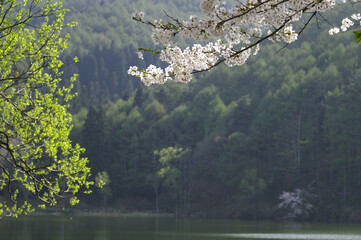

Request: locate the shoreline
(29, 209), (173, 218)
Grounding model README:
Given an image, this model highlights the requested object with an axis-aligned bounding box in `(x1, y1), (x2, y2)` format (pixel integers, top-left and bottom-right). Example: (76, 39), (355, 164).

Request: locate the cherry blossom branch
(128, 0), (350, 86)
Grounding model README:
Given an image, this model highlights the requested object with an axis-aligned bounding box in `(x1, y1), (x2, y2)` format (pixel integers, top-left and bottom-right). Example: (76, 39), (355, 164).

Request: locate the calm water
(1, 216), (361, 240)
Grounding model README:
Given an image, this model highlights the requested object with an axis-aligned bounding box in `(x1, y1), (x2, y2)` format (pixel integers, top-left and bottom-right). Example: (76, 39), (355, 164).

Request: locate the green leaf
(353, 30), (361, 43)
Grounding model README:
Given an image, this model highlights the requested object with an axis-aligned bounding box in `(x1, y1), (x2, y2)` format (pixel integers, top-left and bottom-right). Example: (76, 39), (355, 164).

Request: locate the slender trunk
(358, 160), (361, 186)
(343, 166), (347, 202)
(155, 188), (159, 215)
(174, 180), (178, 217)
(185, 184), (192, 217)
(296, 114), (301, 169)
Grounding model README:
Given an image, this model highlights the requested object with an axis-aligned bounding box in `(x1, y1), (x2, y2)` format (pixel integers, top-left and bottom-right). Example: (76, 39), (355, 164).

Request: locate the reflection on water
(223, 233), (361, 240)
(1, 216), (361, 240)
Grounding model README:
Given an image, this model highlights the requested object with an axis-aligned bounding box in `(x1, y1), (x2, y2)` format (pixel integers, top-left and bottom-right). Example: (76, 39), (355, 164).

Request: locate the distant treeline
(70, 35), (361, 222)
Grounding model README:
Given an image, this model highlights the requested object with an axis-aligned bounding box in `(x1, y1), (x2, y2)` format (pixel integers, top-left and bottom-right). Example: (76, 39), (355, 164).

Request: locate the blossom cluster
(279, 189), (314, 218)
(329, 13), (361, 35)
(131, 11), (145, 20)
(129, 0), (343, 86)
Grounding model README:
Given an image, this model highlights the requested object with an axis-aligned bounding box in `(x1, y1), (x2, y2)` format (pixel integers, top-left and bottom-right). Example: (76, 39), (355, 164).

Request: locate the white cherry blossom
(329, 12), (361, 35)
(137, 52), (144, 60)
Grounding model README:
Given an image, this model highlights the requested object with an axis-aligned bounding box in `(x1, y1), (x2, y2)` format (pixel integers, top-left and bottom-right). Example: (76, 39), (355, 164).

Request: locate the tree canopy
(0, 0), (92, 216)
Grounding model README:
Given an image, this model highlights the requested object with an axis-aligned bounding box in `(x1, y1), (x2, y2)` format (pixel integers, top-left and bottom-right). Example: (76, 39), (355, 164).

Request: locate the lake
(1, 216), (361, 240)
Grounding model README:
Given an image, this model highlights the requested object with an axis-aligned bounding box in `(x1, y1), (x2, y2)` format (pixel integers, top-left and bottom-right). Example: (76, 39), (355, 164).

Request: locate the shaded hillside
(61, 0), (199, 106)
(69, 6), (361, 220)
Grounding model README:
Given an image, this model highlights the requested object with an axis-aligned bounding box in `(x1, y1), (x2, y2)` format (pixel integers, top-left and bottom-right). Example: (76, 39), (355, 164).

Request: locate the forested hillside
(63, 0), (361, 221)
(61, 0), (199, 106)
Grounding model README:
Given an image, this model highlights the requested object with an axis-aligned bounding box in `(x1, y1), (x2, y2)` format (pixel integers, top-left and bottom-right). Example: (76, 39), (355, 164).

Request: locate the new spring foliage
(0, 0), (92, 216)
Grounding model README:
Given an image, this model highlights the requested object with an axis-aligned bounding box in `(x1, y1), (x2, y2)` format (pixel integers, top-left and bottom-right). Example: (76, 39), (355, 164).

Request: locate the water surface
(1, 216), (361, 240)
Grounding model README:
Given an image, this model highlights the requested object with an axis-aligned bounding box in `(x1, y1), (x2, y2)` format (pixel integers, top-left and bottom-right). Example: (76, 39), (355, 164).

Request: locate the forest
(56, 0), (361, 222)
